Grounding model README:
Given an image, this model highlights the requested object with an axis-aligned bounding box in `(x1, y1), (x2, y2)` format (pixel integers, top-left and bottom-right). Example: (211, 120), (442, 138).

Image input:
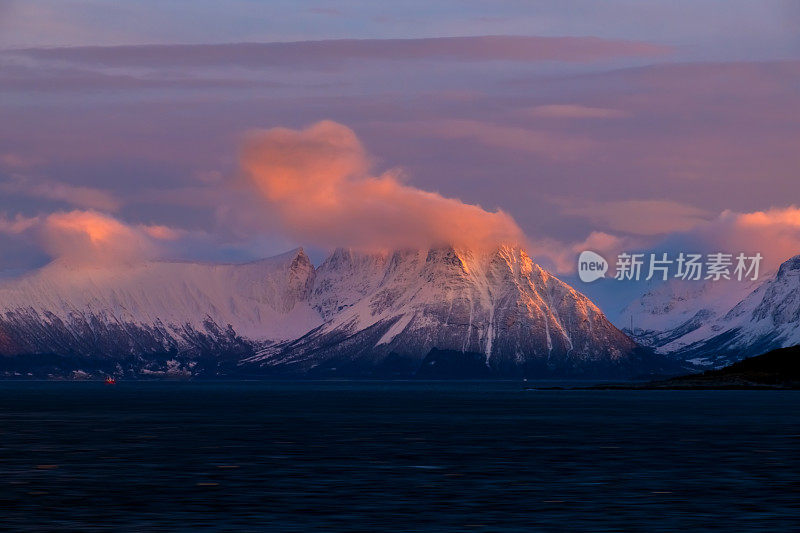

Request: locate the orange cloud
(240, 120), (525, 251)
(703, 207), (800, 271)
(40, 211), (163, 264)
(0, 210), (178, 265)
(736, 207), (800, 228)
(141, 224), (183, 240)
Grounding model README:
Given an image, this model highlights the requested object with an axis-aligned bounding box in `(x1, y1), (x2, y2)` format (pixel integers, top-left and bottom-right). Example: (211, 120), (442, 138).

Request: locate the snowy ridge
(622, 255), (800, 367)
(252, 245), (638, 377)
(0, 244), (643, 378)
(0, 249), (321, 362)
(619, 277), (761, 337)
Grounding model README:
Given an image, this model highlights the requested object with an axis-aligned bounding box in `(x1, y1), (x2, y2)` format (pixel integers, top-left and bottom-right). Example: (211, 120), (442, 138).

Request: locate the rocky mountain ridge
(0, 245), (650, 378)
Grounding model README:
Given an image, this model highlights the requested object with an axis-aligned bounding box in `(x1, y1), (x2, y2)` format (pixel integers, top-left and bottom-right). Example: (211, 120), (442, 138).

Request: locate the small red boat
(105, 376), (117, 385)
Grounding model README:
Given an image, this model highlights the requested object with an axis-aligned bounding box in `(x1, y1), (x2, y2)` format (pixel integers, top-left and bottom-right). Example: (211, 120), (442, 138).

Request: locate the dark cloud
(8, 36), (672, 69)
(0, 64), (284, 92)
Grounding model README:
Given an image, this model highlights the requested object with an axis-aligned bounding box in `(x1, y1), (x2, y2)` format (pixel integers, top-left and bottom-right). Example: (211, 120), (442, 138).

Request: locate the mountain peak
(625, 251), (800, 368)
(777, 254), (800, 277)
(260, 246), (309, 267)
(264, 242), (637, 377)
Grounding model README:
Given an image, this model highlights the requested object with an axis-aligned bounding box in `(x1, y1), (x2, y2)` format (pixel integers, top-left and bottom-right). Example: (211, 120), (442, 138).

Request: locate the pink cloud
(40, 211), (169, 264)
(0, 152), (39, 169)
(528, 206), (800, 276)
(694, 207), (800, 271)
(0, 213), (39, 234)
(548, 206), (800, 276)
(141, 224), (183, 240)
(527, 104), (629, 119)
(527, 231), (643, 275)
(0, 210), (179, 265)
(414, 119), (597, 160)
(239, 120), (525, 251)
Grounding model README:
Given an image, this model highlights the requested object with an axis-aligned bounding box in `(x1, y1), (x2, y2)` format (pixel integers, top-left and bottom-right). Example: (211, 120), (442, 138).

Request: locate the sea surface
(0, 381), (797, 531)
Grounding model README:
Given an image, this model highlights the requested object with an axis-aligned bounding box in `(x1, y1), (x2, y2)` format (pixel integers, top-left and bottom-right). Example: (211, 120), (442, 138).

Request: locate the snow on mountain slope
(0, 244), (647, 378)
(0, 248), (321, 360)
(623, 255), (800, 367)
(619, 276), (761, 343)
(309, 248), (390, 321)
(251, 245), (639, 377)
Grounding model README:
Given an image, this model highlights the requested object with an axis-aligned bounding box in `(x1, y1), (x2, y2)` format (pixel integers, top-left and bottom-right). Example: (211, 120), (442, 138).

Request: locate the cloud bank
(532, 206), (800, 276)
(685, 206), (800, 272)
(240, 120), (525, 251)
(559, 206), (800, 276)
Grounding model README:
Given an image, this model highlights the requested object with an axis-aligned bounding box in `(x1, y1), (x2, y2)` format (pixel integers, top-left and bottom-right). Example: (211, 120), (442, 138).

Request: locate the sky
(1, 0), (799, 316)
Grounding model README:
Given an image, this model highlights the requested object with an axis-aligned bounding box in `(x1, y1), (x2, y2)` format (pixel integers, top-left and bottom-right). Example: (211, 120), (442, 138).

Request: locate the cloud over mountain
(240, 120), (525, 251)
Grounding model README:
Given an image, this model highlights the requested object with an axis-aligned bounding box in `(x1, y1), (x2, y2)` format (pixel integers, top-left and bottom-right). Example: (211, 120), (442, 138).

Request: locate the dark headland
(593, 345), (800, 390)
(524, 346), (800, 390)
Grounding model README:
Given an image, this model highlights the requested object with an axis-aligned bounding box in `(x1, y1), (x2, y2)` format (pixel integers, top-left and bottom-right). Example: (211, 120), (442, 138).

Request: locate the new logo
(578, 251), (608, 283)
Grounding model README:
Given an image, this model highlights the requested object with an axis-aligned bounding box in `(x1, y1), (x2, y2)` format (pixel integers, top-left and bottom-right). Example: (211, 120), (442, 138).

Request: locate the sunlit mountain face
(0, 245), (672, 379)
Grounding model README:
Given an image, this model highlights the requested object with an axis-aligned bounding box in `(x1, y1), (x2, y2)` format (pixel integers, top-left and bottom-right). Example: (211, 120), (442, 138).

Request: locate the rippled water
(0, 381), (797, 531)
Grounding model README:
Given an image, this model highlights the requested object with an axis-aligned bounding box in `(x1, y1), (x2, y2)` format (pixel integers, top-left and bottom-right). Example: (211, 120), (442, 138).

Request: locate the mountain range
(5, 244), (797, 379)
(0, 245), (658, 379)
(622, 254), (800, 368)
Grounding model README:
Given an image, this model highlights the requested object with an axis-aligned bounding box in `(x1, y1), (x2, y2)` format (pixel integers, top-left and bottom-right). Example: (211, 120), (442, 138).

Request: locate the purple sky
(1, 1), (799, 315)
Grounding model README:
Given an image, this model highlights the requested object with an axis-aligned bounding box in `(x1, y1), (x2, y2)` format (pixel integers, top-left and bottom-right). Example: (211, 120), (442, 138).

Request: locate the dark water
(0, 382), (798, 531)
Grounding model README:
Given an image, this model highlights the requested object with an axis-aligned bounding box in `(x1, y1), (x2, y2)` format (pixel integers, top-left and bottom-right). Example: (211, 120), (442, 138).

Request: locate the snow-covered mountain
(0, 249), (321, 376)
(623, 255), (800, 368)
(0, 245), (648, 378)
(252, 245), (641, 377)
